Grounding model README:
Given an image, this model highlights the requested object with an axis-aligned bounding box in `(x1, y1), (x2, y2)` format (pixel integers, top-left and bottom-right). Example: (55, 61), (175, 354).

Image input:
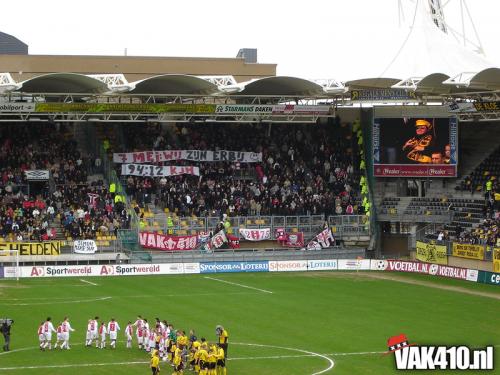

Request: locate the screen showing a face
(373, 117), (457, 177)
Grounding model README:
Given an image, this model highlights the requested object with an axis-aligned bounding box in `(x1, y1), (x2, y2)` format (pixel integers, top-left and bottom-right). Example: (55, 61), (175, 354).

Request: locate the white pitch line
(79, 279), (98, 286)
(233, 342), (334, 375)
(204, 276), (273, 294)
(4, 296), (111, 306)
(229, 351), (383, 361)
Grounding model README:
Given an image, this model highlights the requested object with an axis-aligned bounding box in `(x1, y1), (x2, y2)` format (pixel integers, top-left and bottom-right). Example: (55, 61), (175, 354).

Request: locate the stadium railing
(139, 214), (369, 238)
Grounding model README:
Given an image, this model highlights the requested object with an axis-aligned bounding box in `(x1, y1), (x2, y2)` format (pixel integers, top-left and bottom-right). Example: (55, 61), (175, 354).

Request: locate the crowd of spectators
(457, 186), (500, 246)
(0, 123), (129, 241)
(117, 120), (363, 218)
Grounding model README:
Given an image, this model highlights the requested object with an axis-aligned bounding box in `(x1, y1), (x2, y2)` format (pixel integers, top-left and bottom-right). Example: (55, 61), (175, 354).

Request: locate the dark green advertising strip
(477, 270), (500, 286)
(34, 103), (216, 113)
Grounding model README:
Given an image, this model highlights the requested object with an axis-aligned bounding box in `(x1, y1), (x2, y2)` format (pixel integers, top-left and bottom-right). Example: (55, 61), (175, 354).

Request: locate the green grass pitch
(0, 271), (499, 374)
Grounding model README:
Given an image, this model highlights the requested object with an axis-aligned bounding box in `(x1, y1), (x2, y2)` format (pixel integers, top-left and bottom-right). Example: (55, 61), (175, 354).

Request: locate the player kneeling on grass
(150, 349), (161, 375)
(99, 322), (107, 349)
(108, 318), (120, 349)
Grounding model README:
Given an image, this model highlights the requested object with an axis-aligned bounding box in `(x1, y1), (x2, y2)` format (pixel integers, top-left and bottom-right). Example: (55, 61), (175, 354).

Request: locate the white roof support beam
(442, 71), (477, 87)
(199, 75), (237, 87)
(391, 77), (422, 90)
(313, 79), (346, 94)
(0, 73), (21, 93)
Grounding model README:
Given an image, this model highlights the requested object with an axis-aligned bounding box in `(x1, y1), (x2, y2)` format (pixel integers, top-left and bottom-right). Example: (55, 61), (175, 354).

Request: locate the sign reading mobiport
(416, 241), (447, 265)
(452, 243), (485, 260)
(0, 103), (36, 112)
(372, 259), (478, 282)
(0, 241), (60, 256)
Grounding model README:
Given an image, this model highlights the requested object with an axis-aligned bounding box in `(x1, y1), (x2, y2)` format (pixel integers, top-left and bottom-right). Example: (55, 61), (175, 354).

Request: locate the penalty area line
(79, 279), (98, 286)
(203, 276), (273, 294)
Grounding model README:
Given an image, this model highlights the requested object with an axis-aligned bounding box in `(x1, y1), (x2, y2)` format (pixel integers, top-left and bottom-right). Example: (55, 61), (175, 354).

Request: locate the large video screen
(373, 117), (457, 177)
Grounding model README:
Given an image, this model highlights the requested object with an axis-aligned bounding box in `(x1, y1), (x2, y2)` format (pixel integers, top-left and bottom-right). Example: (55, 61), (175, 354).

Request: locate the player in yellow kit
(189, 337), (201, 372)
(216, 325), (229, 358)
(173, 346), (184, 374)
(207, 345), (217, 375)
(216, 343), (227, 375)
(197, 339), (209, 375)
(150, 349), (160, 375)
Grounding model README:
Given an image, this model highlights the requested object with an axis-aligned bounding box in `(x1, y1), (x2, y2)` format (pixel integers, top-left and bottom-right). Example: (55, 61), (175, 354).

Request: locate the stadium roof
(223, 76), (326, 96)
(18, 73), (108, 93)
(1, 72), (334, 98)
(129, 74), (219, 95)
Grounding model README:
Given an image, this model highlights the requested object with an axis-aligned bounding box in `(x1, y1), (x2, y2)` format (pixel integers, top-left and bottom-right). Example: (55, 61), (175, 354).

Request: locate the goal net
(0, 249), (19, 280)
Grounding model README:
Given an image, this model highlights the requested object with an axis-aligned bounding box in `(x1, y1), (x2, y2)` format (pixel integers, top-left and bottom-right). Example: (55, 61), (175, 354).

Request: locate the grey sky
(2, 0), (498, 81)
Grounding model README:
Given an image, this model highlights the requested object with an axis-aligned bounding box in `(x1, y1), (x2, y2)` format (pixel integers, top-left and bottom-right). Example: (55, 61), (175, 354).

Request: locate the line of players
(38, 315), (228, 375)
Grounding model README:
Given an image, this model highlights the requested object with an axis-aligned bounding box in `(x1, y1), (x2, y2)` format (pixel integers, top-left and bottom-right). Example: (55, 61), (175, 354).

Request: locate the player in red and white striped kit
(99, 322), (107, 349)
(142, 325), (150, 352)
(54, 323), (63, 349)
(37, 322), (45, 350)
(60, 317), (75, 350)
(147, 328), (156, 353)
(125, 322), (134, 349)
(107, 318), (120, 349)
(133, 315), (144, 349)
(42, 317), (56, 350)
(86, 316), (99, 348)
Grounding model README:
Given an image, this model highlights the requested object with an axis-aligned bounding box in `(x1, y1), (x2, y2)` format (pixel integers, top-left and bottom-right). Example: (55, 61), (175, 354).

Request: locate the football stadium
(0, 1), (500, 374)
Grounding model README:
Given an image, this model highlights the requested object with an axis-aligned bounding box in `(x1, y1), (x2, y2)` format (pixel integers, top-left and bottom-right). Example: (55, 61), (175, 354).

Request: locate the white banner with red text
(269, 260), (308, 272)
(202, 230), (229, 251)
(121, 164), (200, 177)
(139, 232), (199, 251)
(114, 150), (262, 164)
(306, 228), (335, 250)
(239, 228), (271, 241)
(9, 263), (201, 278)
